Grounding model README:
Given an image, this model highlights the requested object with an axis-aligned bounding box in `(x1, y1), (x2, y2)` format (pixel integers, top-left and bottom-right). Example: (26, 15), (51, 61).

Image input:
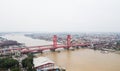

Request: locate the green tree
(0, 58), (19, 69)
(22, 54), (36, 71)
(11, 67), (20, 71)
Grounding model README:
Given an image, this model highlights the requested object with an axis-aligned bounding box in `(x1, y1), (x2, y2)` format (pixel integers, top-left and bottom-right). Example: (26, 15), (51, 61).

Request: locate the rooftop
(33, 57), (54, 68)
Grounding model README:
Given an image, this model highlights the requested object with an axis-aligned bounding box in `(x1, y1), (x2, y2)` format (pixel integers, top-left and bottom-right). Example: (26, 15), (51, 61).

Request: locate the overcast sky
(0, 0), (120, 32)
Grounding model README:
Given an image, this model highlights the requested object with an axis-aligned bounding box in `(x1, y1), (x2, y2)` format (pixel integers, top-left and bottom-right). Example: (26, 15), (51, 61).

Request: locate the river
(2, 34), (120, 71)
(2, 34), (53, 46)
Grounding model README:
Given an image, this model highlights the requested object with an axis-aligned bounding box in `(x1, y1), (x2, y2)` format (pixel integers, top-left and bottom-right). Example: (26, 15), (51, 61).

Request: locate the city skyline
(0, 0), (120, 32)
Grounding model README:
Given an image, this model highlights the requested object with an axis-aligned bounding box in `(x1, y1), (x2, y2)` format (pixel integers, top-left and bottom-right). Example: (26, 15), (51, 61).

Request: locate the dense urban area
(0, 32), (120, 71)
(26, 32), (120, 50)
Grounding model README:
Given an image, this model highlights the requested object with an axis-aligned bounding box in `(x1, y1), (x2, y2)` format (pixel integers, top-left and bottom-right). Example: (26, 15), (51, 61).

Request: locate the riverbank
(114, 51), (120, 54)
(92, 47), (120, 55)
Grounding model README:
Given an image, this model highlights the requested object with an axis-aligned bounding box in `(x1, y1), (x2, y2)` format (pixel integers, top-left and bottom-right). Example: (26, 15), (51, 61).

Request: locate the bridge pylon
(53, 35), (57, 48)
(67, 35), (71, 49)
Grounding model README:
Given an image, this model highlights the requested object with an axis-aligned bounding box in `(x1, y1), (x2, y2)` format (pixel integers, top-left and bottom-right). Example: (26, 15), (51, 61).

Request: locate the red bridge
(1, 35), (91, 54)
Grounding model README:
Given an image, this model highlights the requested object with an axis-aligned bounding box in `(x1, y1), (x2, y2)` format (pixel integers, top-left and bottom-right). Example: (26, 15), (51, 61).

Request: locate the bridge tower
(53, 35), (57, 48)
(67, 35), (71, 48)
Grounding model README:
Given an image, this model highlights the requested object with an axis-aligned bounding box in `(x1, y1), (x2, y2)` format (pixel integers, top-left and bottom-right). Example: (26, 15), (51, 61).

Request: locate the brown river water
(2, 34), (120, 71)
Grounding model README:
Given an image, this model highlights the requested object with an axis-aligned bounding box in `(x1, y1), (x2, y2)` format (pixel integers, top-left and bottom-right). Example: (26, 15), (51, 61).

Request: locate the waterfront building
(33, 57), (55, 71)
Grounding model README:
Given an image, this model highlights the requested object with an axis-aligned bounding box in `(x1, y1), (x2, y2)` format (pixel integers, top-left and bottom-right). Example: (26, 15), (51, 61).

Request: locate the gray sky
(0, 0), (120, 32)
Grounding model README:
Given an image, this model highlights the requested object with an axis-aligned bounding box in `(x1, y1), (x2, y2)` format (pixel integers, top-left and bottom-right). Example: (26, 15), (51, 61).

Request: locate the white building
(33, 57), (55, 71)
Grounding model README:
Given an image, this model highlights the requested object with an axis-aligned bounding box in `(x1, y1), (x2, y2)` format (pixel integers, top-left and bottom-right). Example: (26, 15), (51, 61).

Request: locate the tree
(11, 67), (20, 71)
(0, 58), (19, 69)
(22, 54), (36, 71)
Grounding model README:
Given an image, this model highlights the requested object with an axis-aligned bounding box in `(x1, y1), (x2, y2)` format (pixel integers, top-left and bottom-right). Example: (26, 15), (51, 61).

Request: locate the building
(33, 57), (55, 71)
